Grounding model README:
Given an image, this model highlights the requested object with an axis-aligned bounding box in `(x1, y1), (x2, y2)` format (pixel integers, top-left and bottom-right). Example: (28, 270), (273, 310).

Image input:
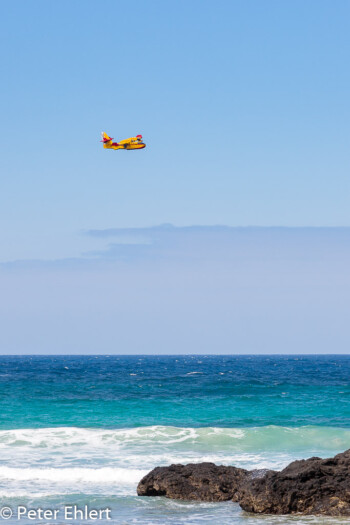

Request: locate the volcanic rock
(137, 462), (270, 502)
(138, 449), (350, 516)
(239, 449), (350, 516)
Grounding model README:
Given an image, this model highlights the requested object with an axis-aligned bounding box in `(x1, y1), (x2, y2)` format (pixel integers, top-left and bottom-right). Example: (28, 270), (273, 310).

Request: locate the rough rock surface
(137, 462), (270, 502)
(239, 449), (350, 516)
(137, 449), (350, 516)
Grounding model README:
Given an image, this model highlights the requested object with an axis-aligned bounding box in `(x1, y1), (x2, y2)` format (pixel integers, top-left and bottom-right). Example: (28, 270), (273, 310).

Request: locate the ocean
(0, 355), (349, 524)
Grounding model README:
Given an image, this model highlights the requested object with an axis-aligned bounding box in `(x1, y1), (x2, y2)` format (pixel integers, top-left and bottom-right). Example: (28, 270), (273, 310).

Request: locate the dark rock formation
(239, 449), (350, 516)
(137, 462), (271, 502)
(137, 449), (350, 516)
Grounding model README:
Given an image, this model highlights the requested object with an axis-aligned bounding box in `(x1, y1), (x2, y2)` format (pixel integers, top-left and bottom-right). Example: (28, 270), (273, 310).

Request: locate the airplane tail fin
(101, 132), (113, 143)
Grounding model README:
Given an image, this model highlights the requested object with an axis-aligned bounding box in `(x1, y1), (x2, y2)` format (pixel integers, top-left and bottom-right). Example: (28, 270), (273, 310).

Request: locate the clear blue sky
(0, 1), (349, 353)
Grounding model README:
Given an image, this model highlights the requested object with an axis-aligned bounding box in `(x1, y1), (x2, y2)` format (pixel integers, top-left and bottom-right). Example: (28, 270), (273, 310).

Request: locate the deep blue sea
(0, 355), (349, 524)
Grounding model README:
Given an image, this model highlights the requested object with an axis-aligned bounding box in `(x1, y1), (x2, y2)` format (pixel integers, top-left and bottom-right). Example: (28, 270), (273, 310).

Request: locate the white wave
(0, 425), (349, 451)
(0, 466), (148, 497)
(0, 425), (348, 474)
(0, 426), (348, 500)
(0, 491), (55, 498)
(0, 466), (146, 484)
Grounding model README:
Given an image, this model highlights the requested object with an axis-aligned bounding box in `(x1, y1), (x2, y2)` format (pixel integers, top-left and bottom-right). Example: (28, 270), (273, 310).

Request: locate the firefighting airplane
(101, 132), (146, 150)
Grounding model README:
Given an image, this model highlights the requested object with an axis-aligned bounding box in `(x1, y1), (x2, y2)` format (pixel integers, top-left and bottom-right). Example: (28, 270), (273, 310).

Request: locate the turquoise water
(0, 355), (349, 524)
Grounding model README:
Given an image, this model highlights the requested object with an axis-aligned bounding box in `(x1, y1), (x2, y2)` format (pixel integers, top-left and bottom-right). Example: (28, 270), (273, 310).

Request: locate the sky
(0, 1), (349, 353)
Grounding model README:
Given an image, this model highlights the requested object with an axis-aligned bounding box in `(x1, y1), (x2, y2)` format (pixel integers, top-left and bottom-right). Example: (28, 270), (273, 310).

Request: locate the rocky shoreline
(137, 449), (350, 516)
